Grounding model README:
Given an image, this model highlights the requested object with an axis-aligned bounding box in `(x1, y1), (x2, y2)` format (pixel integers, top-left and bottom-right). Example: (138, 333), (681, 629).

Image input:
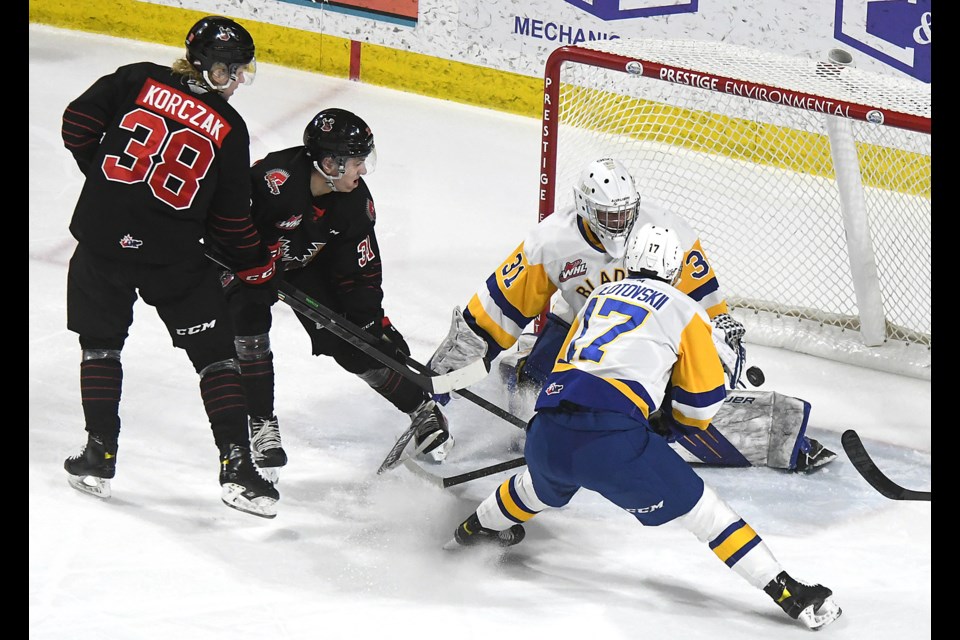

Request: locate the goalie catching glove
(711, 313), (746, 388)
(427, 306), (489, 404)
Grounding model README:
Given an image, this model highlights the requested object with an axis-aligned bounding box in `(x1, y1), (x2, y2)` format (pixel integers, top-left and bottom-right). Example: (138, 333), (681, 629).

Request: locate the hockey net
(540, 41), (930, 379)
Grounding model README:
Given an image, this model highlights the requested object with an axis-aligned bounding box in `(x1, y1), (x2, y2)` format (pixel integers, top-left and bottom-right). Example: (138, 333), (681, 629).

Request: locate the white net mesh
(544, 39), (930, 378)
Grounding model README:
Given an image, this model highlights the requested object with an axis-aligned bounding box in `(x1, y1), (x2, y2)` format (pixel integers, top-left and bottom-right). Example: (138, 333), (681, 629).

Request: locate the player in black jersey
(221, 108), (453, 480)
(60, 16), (279, 518)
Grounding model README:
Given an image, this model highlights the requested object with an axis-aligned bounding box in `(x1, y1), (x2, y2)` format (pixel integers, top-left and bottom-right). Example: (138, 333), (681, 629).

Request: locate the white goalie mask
(572, 158), (640, 259)
(624, 223), (683, 285)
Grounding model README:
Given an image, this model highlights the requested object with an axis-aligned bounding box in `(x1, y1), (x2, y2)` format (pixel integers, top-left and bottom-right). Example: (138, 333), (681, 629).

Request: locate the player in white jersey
(446, 224), (842, 632)
(429, 158), (835, 471)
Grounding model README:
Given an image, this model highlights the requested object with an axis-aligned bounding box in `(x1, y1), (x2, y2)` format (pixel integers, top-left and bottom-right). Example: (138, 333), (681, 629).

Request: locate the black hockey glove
(381, 317), (411, 358)
(361, 316), (410, 363)
(234, 254), (280, 307)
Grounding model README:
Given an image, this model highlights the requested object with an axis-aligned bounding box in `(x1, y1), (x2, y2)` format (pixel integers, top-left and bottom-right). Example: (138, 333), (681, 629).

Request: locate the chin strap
(313, 160), (344, 192)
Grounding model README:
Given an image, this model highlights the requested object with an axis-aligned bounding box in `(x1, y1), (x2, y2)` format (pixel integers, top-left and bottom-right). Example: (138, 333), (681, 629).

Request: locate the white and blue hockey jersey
(463, 202), (727, 363)
(535, 275), (727, 431)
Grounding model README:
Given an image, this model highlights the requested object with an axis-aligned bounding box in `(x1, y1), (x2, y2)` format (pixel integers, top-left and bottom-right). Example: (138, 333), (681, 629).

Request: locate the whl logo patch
(558, 259), (588, 282)
(275, 214), (302, 231)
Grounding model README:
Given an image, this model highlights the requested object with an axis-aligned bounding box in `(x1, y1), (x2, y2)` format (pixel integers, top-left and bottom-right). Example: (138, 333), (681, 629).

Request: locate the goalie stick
(841, 430), (931, 501)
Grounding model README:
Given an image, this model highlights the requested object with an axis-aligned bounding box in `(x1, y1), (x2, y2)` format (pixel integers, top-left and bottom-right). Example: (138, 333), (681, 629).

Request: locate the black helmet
(185, 16), (256, 89)
(303, 109), (375, 162)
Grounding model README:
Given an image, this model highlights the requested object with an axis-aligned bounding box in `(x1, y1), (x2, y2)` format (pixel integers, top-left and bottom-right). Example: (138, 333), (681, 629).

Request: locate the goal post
(539, 40), (930, 379)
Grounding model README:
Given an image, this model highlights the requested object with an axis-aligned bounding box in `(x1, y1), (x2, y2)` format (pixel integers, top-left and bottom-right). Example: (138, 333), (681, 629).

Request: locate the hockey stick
(264, 284), (528, 472)
(276, 282), (488, 395)
(840, 430), (931, 501)
(402, 455), (527, 488)
(271, 274), (527, 429)
(205, 251), (487, 396)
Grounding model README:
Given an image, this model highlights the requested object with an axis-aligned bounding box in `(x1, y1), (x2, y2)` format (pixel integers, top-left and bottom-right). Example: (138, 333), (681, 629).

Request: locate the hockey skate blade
(417, 432), (455, 463)
(67, 474), (111, 499)
(442, 537), (463, 551)
(255, 466), (280, 484)
(797, 447), (838, 474)
(379, 430), (441, 474)
(220, 484), (277, 519)
(797, 597), (842, 630)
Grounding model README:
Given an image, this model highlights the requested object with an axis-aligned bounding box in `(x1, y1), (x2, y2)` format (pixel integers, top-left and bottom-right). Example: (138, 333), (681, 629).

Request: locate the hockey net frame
(539, 41), (930, 379)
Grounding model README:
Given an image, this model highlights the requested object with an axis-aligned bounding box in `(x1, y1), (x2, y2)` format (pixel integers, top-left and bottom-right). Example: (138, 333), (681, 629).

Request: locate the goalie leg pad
(705, 390), (811, 470)
(669, 422), (752, 467)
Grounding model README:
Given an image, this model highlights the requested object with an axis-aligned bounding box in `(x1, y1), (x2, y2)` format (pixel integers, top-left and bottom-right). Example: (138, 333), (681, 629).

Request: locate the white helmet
(624, 223), (683, 285)
(572, 158), (640, 259)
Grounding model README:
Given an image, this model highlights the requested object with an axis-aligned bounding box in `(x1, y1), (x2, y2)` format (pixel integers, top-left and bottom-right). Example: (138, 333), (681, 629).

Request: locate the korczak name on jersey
(136, 79), (231, 145)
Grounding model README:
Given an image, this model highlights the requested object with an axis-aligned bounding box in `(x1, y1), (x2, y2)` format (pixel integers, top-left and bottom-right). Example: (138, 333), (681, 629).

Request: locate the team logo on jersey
(544, 382), (564, 395)
(274, 214), (302, 231)
(558, 259), (588, 282)
(279, 238), (325, 265)
(366, 199), (376, 222)
(119, 234), (143, 249)
(264, 169), (290, 195)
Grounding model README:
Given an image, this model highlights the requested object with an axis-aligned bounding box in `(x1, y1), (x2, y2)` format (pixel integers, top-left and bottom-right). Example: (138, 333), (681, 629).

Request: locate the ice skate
(764, 571), (842, 630)
(444, 512), (525, 550)
(795, 437), (837, 473)
(249, 415), (287, 483)
(410, 399), (454, 463)
(64, 433), (117, 499)
(219, 444), (279, 519)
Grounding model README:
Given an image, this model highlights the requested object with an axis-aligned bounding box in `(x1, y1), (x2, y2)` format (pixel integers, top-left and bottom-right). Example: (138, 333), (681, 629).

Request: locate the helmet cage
(572, 158), (641, 258)
(583, 199), (639, 237)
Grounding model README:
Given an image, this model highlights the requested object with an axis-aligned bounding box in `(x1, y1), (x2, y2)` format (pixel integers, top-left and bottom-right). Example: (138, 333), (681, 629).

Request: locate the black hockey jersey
(250, 146), (384, 327)
(61, 61), (266, 268)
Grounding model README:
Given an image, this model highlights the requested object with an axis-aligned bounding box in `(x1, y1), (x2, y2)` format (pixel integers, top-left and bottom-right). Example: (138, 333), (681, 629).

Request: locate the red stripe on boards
(350, 40), (361, 81)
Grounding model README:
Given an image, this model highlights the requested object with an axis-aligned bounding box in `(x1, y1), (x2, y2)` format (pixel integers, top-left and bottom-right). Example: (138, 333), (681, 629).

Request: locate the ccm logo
(625, 501), (663, 514)
(176, 320), (216, 335)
